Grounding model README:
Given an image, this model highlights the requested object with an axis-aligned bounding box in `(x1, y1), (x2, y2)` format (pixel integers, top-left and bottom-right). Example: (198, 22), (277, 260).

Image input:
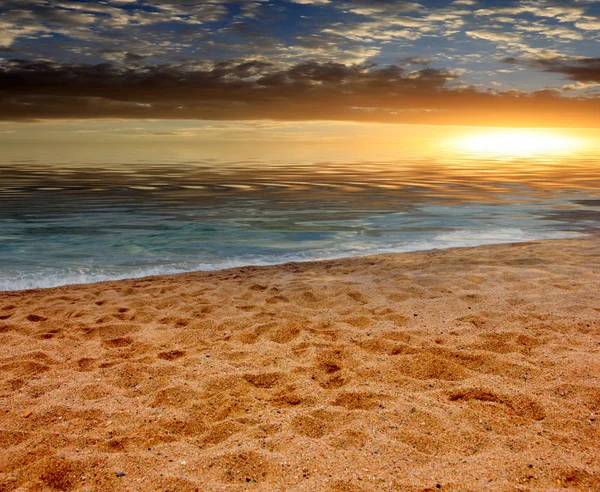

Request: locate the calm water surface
(1, 145), (598, 290)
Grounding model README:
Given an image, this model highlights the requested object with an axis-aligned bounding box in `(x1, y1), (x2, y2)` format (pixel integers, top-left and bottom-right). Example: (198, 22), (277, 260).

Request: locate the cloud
(514, 23), (584, 41)
(531, 57), (600, 84)
(288, 0), (330, 4)
(403, 56), (431, 65)
(575, 17), (600, 30)
(0, 58), (598, 127)
(466, 30), (521, 43)
(502, 55), (600, 84)
(340, 0), (422, 16)
(322, 21), (423, 42)
(0, 0), (231, 49)
(474, 2), (587, 22)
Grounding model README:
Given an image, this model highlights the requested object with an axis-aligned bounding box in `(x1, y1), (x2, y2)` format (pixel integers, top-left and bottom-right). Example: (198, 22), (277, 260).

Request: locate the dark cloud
(536, 57), (600, 84)
(97, 50), (149, 65)
(503, 56), (600, 84)
(0, 0), (45, 7)
(1, 58), (598, 127)
(0, 58), (454, 98)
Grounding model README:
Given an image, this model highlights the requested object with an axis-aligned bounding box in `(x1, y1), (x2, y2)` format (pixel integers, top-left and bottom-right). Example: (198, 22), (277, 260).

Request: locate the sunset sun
(456, 129), (583, 157)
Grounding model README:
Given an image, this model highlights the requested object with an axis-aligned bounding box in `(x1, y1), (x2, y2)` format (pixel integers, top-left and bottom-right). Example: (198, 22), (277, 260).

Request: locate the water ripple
(0, 155), (598, 290)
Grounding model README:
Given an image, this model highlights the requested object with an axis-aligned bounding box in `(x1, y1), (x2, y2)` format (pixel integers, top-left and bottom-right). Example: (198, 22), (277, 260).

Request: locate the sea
(1, 140), (598, 291)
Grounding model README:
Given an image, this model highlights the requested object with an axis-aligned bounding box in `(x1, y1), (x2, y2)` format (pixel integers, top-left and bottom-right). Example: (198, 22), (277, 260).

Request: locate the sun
(455, 129), (583, 157)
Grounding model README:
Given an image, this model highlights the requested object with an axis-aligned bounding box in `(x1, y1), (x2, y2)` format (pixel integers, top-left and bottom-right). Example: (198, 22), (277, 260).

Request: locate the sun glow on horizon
(455, 129), (584, 157)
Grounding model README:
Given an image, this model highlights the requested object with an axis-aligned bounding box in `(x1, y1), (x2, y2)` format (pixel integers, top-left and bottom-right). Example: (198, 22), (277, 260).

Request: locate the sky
(0, 0), (599, 134)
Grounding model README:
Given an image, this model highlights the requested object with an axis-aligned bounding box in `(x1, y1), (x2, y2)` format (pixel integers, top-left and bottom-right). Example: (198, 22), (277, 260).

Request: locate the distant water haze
(0, 124), (598, 290)
(2, 122), (599, 164)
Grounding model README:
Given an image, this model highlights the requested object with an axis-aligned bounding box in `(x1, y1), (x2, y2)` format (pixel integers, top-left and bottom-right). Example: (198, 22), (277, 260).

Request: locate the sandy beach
(1, 236), (599, 491)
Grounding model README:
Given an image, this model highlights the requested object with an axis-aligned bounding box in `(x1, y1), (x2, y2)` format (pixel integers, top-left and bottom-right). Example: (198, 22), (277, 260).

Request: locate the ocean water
(1, 146), (599, 291)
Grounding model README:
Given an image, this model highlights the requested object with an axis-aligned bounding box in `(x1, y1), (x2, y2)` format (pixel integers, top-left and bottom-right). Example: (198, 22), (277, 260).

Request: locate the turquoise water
(0, 152), (598, 290)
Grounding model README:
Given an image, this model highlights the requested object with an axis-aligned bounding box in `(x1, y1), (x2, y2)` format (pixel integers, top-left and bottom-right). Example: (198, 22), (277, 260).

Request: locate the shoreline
(1, 235), (599, 490)
(0, 232), (591, 294)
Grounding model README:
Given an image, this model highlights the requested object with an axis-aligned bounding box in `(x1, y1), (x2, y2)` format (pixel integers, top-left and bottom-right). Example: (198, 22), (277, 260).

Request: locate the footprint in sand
(210, 450), (279, 484)
(291, 409), (340, 439)
(157, 349), (186, 360)
(243, 372), (286, 389)
(449, 388), (545, 420)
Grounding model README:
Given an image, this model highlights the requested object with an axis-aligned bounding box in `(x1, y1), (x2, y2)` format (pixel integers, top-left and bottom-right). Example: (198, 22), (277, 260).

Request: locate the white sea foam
(0, 228), (584, 292)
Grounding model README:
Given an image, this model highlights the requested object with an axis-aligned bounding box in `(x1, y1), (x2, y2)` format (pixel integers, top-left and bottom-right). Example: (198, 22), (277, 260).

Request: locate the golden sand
(1, 237), (599, 490)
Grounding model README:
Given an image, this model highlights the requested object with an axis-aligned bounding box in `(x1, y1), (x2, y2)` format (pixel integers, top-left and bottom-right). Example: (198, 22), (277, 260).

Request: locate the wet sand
(1, 237), (599, 491)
